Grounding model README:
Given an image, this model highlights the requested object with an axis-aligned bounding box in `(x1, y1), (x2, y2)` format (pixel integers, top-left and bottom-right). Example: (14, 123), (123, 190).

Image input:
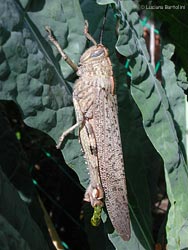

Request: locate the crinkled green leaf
(161, 44), (188, 250)
(177, 68), (188, 92)
(161, 44), (186, 161)
(111, 0), (188, 249)
(0, 0), (89, 188)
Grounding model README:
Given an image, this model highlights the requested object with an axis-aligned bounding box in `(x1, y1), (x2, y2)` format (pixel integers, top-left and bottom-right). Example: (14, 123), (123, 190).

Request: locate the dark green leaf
(0, 166), (52, 250)
(0, 103), (56, 250)
(0, 214), (31, 250)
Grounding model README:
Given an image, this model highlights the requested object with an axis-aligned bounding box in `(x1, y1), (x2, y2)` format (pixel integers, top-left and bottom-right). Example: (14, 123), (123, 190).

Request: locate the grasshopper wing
(94, 89), (131, 241)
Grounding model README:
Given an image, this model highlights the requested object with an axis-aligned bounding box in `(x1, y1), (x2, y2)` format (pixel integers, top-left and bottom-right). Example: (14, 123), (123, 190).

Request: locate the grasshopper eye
(90, 49), (104, 58)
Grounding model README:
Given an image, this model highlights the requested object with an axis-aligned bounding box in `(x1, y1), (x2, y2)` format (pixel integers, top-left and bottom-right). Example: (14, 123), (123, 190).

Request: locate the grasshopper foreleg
(56, 121), (81, 149)
(45, 26), (78, 72)
(56, 98), (84, 149)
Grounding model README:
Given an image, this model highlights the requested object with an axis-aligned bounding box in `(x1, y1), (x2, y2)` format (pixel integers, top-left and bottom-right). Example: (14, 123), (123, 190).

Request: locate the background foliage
(0, 0), (188, 249)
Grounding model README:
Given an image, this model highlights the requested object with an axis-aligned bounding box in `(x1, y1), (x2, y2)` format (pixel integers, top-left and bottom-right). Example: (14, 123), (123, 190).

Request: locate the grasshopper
(46, 20), (130, 241)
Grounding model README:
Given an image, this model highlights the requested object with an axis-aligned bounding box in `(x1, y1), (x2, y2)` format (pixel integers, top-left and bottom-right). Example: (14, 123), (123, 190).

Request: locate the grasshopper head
(80, 44), (109, 64)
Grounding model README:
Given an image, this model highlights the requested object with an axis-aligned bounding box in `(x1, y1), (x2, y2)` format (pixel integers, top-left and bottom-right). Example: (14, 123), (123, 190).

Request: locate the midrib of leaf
(129, 205), (152, 249)
(128, 181), (154, 249)
(14, 1), (72, 97)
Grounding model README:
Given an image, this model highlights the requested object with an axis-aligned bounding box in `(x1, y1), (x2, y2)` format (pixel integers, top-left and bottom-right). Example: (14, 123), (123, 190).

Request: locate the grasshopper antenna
(99, 5), (109, 44)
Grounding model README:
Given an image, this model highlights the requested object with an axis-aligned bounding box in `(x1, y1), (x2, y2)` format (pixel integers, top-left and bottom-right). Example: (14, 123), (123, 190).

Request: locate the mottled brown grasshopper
(46, 20), (130, 241)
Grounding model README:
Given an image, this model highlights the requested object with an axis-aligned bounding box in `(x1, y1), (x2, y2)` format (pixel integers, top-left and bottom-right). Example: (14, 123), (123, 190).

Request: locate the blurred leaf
(0, 104), (56, 250)
(138, 0), (188, 75)
(0, 214), (31, 250)
(0, 165), (52, 250)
